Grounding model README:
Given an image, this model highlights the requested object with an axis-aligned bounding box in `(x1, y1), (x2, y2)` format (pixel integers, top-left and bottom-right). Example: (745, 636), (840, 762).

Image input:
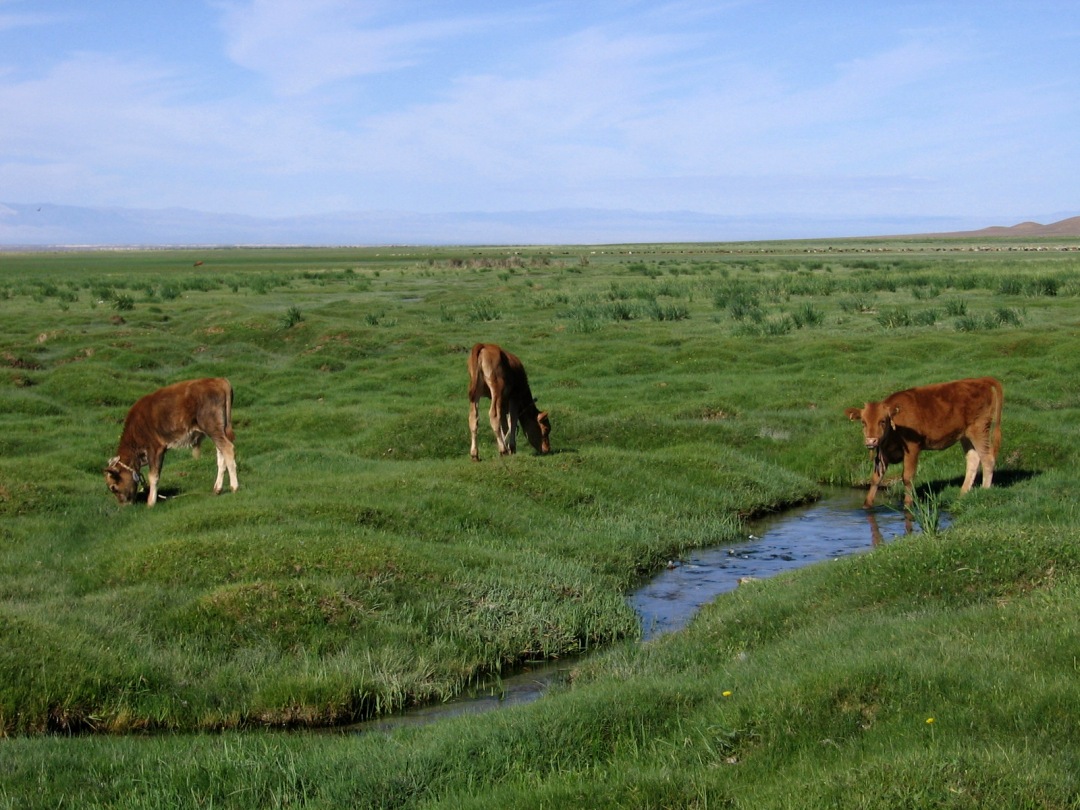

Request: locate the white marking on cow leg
(214, 446), (226, 494)
(980, 449), (995, 489)
(505, 410), (518, 454)
(225, 443), (238, 492)
(214, 439), (238, 493)
(469, 399), (481, 460)
(489, 401), (509, 455)
(147, 471), (159, 507)
(961, 445), (980, 493)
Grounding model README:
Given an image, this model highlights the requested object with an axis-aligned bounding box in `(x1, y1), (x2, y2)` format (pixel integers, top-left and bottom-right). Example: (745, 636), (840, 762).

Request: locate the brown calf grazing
(468, 343), (550, 461)
(845, 377), (1003, 508)
(105, 378), (238, 507)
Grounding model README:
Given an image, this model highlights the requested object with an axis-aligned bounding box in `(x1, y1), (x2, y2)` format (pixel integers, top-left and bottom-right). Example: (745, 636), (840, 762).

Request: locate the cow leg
(864, 465), (883, 508)
(225, 442), (238, 491)
(960, 438), (980, 493)
(489, 399), (510, 455)
(212, 437), (238, 494)
(146, 451), (165, 507)
(901, 450), (920, 508)
(980, 450), (996, 489)
(976, 431), (996, 489)
(505, 406), (519, 455)
(469, 398), (482, 460)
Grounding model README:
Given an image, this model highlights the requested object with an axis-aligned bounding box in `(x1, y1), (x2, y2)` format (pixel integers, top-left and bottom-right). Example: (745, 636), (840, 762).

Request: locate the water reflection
(630, 489), (930, 640)
(867, 509), (913, 546)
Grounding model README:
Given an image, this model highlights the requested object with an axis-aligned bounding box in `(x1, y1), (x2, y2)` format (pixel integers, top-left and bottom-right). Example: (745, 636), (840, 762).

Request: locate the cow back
(122, 378), (233, 451)
(885, 377), (1001, 449)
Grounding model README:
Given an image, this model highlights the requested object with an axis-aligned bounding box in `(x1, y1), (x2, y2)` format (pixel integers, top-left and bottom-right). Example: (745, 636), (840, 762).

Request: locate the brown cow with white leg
(104, 378), (238, 507)
(845, 377), (1003, 508)
(468, 343), (550, 461)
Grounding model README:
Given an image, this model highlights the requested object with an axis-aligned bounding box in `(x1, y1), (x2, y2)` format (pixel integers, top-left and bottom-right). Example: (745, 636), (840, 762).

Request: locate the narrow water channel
(346, 489), (936, 733)
(632, 487), (932, 640)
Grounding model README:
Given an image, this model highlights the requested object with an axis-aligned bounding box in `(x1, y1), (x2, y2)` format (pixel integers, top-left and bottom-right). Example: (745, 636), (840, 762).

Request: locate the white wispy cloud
(214, 0), (503, 96)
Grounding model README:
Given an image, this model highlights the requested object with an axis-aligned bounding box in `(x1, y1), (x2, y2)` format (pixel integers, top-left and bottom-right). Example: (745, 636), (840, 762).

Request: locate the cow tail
(224, 379), (236, 443)
(467, 344), (483, 402)
(989, 379), (1003, 455)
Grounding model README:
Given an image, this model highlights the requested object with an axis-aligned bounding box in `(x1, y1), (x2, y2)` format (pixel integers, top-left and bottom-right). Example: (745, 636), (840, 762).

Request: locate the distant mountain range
(939, 216), (1080, 238)
(0, 202), (1078, 247)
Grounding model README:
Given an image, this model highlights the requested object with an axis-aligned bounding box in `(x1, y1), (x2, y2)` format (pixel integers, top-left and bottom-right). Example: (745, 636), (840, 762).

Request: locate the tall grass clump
(876, 306), (912, 329)
(943, 298), (967, 317)
(1028, 275), (1059, 296)
(954, 314), (986, 332)
(714, 282), (764, 324)
(994, 306), (1024, 326)
(469, 297), (501, 322)
(912, 308), (938, 326)
(281, 305), (304, 329)
(791, 302), (823, 328)
(907, 488), (944, 535)
(997, 276), (1024, 295)
(646, 300), (689, 321)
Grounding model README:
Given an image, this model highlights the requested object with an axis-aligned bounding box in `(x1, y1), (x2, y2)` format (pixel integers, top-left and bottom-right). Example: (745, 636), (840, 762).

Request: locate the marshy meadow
(2, 237), (1080, 807)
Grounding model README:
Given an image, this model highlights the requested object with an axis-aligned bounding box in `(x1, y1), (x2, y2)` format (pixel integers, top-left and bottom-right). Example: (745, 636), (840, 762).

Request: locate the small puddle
(342, 489), (940, 733)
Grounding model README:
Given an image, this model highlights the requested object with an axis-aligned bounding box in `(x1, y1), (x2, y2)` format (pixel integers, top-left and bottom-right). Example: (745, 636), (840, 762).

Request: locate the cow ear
(844, 407), (861, 421)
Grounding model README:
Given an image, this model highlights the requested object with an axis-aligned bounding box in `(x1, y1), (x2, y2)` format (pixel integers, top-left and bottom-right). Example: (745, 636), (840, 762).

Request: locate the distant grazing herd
(104, 343), (1003, 511)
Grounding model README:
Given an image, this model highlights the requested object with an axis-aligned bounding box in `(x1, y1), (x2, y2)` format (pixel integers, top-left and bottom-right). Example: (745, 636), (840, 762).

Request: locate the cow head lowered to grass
(845, 376), (1003, 509)
(105, 377), (238, 507)
(104, 454), (142, 505)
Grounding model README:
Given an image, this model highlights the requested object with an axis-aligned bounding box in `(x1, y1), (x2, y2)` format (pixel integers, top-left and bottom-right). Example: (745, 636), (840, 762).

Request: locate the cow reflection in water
(865, 510), (913, 547)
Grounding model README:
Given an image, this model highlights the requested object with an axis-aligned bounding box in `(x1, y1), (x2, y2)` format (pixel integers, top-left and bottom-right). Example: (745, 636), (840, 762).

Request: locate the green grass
(2, 238), (1080, 806)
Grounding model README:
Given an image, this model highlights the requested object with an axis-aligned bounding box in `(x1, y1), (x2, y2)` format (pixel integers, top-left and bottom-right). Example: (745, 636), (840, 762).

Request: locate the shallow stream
(346, 489), (935, 733)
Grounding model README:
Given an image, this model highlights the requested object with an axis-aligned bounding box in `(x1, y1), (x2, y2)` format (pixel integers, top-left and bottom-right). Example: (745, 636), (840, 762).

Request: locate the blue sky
(2, 1), (1079, 235)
